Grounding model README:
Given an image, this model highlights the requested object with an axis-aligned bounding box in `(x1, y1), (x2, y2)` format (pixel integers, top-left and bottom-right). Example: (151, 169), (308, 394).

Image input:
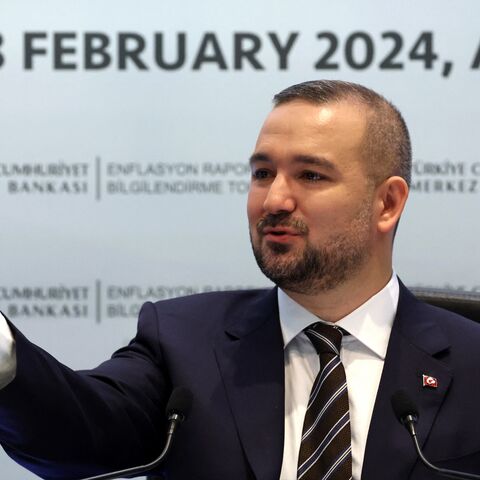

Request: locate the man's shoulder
(139, 288), (277, 332)
(403, 284), (478, 322)
(400, 284), (480, 351)
(135, 288), (278, 338)
(151, 288), (274, 310)
(420, 300), (480, 336)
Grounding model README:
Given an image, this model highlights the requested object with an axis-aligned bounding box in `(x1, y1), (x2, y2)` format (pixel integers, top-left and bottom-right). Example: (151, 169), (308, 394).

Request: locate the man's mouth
(262, 227), (303, 242)
(255, 216), (309, 243)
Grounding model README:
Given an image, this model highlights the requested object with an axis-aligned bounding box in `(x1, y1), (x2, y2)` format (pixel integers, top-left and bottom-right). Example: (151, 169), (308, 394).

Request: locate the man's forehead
(255, 99), (368, 153)
(266, 100), (337, 126)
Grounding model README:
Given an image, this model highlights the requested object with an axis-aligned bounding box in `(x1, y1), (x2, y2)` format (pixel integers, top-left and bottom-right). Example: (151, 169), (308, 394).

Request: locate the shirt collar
(278, 273), (399, 360)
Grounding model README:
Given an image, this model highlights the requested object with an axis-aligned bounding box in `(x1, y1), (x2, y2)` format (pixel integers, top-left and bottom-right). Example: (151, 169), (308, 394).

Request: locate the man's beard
(250, 209), (372, 295)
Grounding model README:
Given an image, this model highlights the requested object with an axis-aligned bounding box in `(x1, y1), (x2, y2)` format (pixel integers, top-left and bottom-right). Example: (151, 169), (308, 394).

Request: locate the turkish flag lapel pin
(422, 374), (438, 388)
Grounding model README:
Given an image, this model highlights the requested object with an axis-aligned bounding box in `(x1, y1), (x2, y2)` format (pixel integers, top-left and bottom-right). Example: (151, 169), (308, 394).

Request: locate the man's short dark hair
(273, 80), (412, 187)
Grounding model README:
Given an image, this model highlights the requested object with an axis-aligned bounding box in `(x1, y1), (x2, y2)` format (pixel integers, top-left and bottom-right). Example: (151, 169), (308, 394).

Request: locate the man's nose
(262, 175), (296, 214)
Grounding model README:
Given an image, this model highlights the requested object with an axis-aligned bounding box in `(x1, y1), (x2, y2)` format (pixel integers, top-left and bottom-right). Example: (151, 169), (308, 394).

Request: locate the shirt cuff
(0, 312), (17, 389)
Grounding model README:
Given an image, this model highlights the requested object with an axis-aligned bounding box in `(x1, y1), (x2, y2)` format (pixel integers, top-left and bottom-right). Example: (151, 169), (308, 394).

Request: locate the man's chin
(264, 240), (294, 255)
(251, 240), (306, 281)
(256, 253), (301, 277)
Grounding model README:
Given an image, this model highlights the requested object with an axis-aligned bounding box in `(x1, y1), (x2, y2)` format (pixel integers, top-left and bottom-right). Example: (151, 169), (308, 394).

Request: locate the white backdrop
(1, 0), (480, 477)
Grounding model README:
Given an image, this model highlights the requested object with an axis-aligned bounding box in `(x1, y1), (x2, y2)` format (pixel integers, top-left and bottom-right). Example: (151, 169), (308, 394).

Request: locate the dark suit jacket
(1, 282), (480, 479)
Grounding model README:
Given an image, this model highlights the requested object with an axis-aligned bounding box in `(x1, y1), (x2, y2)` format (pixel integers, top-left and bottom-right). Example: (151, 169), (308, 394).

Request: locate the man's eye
(252, 169), (271, 180)
(301, 171), (325, 181)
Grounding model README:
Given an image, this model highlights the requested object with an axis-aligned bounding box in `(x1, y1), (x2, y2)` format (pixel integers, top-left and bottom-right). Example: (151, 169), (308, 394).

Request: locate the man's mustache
(256, 214), (309, 235)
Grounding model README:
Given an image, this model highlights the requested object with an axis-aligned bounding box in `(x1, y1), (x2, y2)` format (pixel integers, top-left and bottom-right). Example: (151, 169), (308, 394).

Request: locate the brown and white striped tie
(297, 322), (352, 480)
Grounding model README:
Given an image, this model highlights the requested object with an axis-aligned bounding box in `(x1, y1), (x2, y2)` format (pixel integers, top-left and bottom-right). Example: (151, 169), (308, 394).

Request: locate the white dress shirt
(0, 312), (16, 389)
(279, 274), (399, 480)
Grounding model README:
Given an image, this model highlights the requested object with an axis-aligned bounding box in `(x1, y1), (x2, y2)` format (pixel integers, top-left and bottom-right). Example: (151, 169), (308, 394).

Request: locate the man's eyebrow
(293, 155), (336, 170)
(249, 153), (270, 165)
(249, 153), (336, 171)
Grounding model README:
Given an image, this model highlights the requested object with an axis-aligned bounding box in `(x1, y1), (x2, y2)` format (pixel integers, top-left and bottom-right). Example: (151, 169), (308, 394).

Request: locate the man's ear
(374, 176), (409, 235)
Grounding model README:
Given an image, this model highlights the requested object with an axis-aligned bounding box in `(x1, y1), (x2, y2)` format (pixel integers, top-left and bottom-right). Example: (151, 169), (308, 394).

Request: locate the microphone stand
(79, 385), (193, 480)
(407, 420), (480, 480)
(392, 390), (480, 480)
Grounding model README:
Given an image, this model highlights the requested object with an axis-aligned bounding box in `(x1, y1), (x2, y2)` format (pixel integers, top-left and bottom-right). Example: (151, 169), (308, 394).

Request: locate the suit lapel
(362, 283), (452, 479)
(214, 289), (285, 480)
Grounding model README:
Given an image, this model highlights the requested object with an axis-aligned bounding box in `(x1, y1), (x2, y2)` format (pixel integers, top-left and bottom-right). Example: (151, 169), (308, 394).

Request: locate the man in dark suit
(1, 80), (480, 480)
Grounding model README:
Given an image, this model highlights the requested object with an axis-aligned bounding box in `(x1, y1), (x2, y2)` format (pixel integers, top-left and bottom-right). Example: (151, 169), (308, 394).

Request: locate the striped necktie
(297, 322), (352, 480)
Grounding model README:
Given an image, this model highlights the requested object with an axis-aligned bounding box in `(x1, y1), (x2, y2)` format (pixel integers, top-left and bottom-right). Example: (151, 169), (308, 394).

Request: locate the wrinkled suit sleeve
(0, 302), (169, 480)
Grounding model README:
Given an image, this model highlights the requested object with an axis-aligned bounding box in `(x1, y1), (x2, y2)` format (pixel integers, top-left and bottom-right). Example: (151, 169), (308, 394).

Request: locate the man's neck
(283, 268), (393, 323)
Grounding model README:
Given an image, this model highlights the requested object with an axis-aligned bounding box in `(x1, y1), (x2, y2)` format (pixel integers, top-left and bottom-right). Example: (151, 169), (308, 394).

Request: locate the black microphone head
(166, 387), (193, 420)
(391, 390), (419, 424)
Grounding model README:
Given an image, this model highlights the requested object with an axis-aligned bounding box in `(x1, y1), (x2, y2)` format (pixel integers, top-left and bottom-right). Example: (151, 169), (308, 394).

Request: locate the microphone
(81, 386), (193, 480)
(391, 390), (480, 480)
